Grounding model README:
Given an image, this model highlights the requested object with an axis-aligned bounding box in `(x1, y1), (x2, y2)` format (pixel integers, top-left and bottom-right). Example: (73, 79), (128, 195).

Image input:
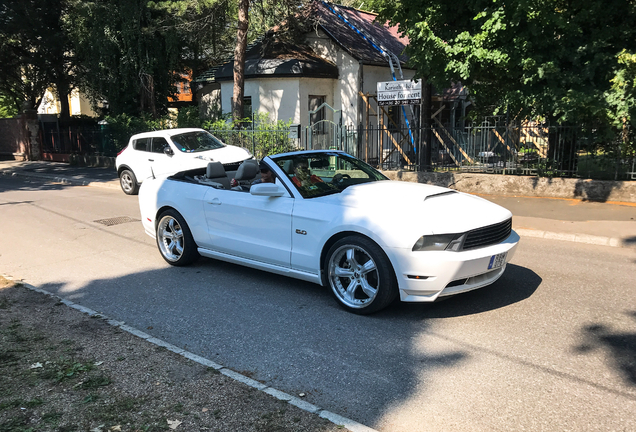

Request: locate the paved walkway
(1, 160), (635, 249)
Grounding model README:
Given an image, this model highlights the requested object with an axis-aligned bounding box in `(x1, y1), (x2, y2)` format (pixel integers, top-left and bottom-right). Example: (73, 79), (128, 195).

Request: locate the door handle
(208, 197), (221, 205)
(148, 158), (154, 162)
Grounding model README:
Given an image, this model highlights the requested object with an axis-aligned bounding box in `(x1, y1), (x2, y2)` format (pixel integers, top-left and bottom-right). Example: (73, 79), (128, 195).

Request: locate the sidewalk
(1, 160), (635, 249)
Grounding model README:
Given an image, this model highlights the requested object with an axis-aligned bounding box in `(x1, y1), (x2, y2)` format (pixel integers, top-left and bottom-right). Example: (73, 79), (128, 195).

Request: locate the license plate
(488, 252), (507, 270)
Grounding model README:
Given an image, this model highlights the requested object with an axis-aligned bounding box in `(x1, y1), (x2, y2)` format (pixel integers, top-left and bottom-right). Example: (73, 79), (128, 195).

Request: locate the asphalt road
(1, 175), (635, 431)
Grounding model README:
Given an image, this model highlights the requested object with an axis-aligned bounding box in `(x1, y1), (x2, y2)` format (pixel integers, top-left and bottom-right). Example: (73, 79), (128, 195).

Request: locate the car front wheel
(325, 236), (398, 314)
(156, 210), (199, 266)
(119, 169), (139, 195)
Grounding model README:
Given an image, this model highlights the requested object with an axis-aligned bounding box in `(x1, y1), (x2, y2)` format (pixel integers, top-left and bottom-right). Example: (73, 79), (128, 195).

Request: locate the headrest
(310, 158), (328, 168)
(206, 161), (225, 178)
(234, 159), (259, 181)
(282, 159), (294, 174)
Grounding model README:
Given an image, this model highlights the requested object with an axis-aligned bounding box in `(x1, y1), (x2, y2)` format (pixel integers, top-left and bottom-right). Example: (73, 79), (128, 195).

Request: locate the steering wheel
(331, 173), (351, 184)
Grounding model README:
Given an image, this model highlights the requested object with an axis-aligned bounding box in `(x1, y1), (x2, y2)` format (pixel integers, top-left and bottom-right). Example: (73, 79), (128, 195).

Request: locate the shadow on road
(30, 257), (541, 427)
(388, 264), (541, 319)
(0, 175), (77, 193)
(574, 311), (636, 387)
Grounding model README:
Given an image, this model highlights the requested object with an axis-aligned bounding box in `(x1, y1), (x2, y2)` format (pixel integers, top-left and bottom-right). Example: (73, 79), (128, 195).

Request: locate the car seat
(282, 159), (295, 174)
(196, 161), (229, 189)
(231, 159), (259, 191)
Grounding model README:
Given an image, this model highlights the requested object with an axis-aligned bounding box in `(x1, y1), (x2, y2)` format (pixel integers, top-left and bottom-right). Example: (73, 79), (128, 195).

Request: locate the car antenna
(150, 166), (156, 179)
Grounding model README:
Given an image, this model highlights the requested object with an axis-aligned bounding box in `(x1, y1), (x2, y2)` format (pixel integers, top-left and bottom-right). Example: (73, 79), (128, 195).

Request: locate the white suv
(115, 128), (252, 194)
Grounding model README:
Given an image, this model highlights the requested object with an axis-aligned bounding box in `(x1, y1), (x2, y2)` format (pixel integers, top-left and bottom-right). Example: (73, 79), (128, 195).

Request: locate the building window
(309, 95), (326, 134)
(243, 96), (252, 119)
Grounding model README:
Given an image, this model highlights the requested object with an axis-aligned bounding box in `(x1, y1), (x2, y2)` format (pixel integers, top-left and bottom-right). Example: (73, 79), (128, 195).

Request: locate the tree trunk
(232, 0), (249, 124)
(56, 79), (71, 121)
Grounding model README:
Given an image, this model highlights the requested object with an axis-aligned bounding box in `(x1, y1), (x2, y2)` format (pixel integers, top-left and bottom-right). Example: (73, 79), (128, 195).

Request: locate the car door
(130, 137), (153, 182)
(202, 186), (293, 268)
(148, 137), (174, 177)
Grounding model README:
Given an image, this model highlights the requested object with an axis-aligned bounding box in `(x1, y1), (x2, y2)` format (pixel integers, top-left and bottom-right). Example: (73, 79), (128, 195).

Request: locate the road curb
(1, 169), (121, 190)
(515, 228), (629, 248)
(1, 274), (378, 432)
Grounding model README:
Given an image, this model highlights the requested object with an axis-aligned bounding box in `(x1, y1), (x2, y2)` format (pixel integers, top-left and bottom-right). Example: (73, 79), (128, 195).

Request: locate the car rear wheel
(156, 210), (199, 266)
(119, 169), (139, 195)
(325, 236), (398, 314)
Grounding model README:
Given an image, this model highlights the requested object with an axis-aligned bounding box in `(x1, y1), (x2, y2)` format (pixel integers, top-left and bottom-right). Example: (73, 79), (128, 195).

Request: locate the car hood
(319, 180), (512, 236)
(176, 145), (251, 170)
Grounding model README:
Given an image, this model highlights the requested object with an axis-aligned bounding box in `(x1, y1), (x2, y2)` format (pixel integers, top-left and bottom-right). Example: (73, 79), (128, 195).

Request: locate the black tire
(155, 209), (199, 266)
(119, 169), (140, 195)
(324, 235), (398, 314)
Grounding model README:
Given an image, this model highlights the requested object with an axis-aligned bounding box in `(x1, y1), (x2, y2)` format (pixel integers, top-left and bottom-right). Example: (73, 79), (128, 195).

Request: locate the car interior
(184, 160), (261, 191)
(194, 161), (230, 189)
(230, 159), (259, 191)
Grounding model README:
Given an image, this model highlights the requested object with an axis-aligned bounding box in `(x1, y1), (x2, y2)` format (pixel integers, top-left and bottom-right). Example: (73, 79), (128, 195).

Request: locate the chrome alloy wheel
(328, 244), (379, 309)
(120, 172), (134, 193)
(119, 169), (139, 195)
(157, 215), (185, 262)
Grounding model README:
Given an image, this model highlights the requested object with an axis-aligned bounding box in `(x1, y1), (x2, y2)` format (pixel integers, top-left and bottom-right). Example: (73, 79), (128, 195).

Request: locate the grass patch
(0, 416), (33, 432)
(41, 411), (62, 423)
(24, 398), (43, 408)
(82, 393), (100, 404)
(79, 375), (111, 389)
(38, 358), (95, 382)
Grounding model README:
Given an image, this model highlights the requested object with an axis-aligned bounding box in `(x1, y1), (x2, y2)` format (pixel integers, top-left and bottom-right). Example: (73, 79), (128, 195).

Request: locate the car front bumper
(388, 230), (520, 302)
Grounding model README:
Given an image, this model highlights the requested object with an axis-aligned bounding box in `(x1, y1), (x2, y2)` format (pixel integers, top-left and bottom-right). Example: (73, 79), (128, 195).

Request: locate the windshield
(170, 131), (225, 153)
(271, 152), (388, 198)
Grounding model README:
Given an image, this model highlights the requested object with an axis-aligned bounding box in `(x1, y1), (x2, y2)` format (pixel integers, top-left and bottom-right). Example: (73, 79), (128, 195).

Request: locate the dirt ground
(0, 276), (346, 432)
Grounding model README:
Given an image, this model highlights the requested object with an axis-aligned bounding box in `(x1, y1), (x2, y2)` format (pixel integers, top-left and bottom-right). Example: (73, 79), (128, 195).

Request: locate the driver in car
(292, 160), (324, 188)
(251, 161), (276, 185)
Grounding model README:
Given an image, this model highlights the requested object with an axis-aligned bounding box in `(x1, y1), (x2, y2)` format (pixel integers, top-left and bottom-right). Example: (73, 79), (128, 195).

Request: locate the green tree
(0, 0), (73, 116)
(371, 0), (636, 125)
(149, 0), (237, 79)
(0, 93), (19, 118)
(607, 51), (636, 130)
(69, 0), (184, 117)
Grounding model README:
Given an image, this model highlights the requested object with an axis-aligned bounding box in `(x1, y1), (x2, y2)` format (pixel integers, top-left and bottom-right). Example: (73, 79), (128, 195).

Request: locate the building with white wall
(195, 1), (416, 130)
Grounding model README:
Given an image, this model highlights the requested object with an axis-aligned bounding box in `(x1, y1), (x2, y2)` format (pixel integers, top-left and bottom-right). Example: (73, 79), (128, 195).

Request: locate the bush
(206, 113), (300, 159)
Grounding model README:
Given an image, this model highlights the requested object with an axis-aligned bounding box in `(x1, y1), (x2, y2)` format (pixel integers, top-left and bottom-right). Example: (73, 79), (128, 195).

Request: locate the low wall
(383, 171), (636, 203)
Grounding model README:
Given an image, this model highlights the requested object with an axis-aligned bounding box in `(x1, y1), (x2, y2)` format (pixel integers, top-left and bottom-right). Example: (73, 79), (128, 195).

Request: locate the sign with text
(376, 80), (422, 106)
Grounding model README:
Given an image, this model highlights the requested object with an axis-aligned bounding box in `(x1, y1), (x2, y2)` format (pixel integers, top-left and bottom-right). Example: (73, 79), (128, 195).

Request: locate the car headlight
(412, 234), (465, 252)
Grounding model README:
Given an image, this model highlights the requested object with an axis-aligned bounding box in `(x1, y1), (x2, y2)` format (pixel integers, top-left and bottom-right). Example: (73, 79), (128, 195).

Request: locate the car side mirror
(250, 183), (285, 197)
(163, 146), (174, 156)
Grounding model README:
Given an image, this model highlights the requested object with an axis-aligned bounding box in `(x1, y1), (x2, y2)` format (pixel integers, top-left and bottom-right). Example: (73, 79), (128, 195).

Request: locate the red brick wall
(0, 118), (27, 159)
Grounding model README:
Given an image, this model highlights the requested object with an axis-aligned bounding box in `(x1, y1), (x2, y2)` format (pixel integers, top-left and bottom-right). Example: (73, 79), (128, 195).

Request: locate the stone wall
(383, 170), (636, 203)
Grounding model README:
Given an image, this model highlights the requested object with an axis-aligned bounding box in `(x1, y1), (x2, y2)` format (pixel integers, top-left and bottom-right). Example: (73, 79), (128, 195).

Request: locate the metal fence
(209, 123), (636, 180)
(209, 128), (301, 161)
(335, 124), (636, 181)
(40, 122), (116, 156)
(37, 120), (635, 181)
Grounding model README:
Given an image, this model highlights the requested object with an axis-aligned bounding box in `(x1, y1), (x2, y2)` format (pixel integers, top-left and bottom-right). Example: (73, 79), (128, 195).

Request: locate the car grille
(462, 218), (512, 250)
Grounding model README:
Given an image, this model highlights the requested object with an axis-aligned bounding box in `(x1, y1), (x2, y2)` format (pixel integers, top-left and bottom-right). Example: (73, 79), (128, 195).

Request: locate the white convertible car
(138, 150), (519, 314)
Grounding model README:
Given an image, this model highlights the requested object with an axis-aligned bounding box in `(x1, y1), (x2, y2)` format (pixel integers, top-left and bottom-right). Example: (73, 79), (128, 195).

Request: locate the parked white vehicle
(115, 128), (252, 195)
(138, 150), (520, 314)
